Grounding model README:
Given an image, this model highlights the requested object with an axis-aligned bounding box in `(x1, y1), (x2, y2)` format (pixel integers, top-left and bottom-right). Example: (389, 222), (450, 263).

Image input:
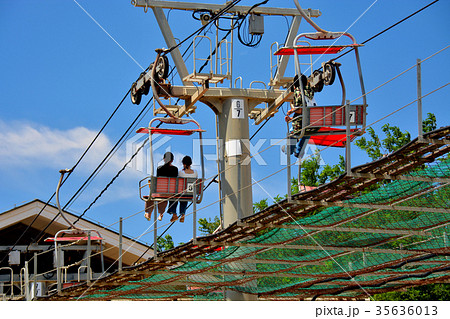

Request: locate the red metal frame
(136, 127), (204, 135)
(275, 44), (361, 56)
(44, 236), (103, 242)
(308, 128), (359, 148)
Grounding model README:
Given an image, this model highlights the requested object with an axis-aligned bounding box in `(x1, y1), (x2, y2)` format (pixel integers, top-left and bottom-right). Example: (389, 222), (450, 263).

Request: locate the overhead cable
(253, 0), (441, 139)
(0, 89), (131, 263)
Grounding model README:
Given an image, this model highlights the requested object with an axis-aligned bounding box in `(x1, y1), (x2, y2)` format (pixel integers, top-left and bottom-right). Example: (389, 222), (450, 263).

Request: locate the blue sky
(1, 0), (449, 247)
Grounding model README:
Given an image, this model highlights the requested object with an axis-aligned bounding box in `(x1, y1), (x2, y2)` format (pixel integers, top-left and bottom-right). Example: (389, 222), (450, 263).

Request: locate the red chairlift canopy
(308, 127), (359, 148)
(275, 44), (361, 56)
(44, 236), (103, 242)
(136, 127), (205, 136)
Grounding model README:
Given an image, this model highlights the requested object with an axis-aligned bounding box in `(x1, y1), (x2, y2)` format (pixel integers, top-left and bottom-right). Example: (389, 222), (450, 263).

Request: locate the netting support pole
(87, 232), (92, 285)
(215, 114), (224, 230)
(24, 261), (30, 301)
(119, 217), (123, 273)
(33, 252), (37, 300)
(56, 243), (62, 294)
(154, 203), (158, 260)
(298, 156), (302, 192)
(417, 58), (423, 139)
(193, 183), (197, 244)
(287, 125), (292, 202)
(345, 100), (352, 175)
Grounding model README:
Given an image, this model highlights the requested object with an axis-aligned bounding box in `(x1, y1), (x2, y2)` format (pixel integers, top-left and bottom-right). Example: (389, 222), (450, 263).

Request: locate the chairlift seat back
(150, 176), (203, 201)
(305, 104), (365, 127)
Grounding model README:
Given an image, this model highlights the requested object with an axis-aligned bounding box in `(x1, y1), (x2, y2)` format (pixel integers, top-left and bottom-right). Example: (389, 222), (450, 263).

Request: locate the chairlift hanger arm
(293, 0), (326, 33)
(55, 168), (80, 230)
(133, 0), (321, 17)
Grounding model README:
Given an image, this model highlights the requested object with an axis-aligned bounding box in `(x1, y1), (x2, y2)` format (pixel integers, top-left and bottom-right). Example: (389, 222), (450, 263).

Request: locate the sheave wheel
(138, 72), (150, 95)
(154, 55), (169, 81)
(130, 82), (142, 105)
(312, 70), (324, 92)
(323, 62), (336, 86)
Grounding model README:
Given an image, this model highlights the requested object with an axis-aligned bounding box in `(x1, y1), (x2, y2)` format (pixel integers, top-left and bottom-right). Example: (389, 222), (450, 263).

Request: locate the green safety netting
(47, 128), (450, 300)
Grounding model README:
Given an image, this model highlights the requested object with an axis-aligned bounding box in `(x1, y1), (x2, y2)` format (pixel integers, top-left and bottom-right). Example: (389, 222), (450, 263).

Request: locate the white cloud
(0, 120), (225, 207)
(0, 119), (126, 174)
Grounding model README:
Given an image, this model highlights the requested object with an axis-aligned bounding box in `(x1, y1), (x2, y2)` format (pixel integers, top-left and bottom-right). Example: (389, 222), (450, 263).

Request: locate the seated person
(144, 152), (179, 222)
(176, 156), (198, 223)
(283, 74), (316, 158)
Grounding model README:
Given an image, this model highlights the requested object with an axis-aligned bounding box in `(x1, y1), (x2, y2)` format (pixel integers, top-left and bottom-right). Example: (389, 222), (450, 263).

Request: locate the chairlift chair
(275, 31), (368, 147)
(46, 169), (105, 294)
(137, 117), (206, 206)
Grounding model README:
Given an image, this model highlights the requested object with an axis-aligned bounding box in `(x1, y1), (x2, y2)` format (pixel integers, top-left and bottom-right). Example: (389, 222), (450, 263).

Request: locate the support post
(100, 240), (105, 274)
(154, 202), (158, 259)
(230, 17), (234, 88)
(119, 217), (123, 272)
(219, 98), (253, 228)
(87, 232), (92, 284)
(33, 252), (37, 300)
(345, 100), (351, 175)
(215, 114), (224, 229)
(286, 126), (292, 202)
(56, 244), (61, 294)
(24, 261), (30, 301)
(217, 98), (257, 301)
(417, 58), (423, 139)
(193, 182), (197, 243)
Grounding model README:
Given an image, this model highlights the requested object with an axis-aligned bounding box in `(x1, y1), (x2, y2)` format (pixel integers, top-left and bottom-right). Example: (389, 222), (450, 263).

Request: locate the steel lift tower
(131, 0), (321, 300)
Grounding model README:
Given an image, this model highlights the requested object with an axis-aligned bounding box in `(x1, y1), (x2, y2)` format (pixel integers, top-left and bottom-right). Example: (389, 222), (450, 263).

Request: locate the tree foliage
(355, 125), (410, 160)
(253, 198), (269, 214)
(422, 112), (437, 133)
(356, 113), (437, 161)
(198, 216), (221, 235)
(354, 113), (447, 300)
(297, 153), (346, 187)
(267, 153), (346, 206)
(374, 284), (450, 301)
(157, 234), (174, 252)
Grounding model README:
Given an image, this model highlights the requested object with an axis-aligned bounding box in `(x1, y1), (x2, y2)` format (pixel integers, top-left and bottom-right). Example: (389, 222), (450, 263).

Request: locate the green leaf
(198, 216), (221, 235)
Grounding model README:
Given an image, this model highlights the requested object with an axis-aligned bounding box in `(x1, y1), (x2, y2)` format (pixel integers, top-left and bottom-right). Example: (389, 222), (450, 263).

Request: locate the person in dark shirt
(144, 152), (179, 222)
(157, 152), (179, 222)
(157, 152), (178, 177)
(283, 74), (315, 158)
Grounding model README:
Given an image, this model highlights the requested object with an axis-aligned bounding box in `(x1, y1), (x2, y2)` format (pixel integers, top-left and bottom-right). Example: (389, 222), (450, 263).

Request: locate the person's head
(163, 152), (174, 165)
(182, 155), (192, 168)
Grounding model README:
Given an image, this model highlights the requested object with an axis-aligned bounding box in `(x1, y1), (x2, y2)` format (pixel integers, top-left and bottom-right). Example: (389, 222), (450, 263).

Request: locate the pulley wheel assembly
(322, 62), (336, 86)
